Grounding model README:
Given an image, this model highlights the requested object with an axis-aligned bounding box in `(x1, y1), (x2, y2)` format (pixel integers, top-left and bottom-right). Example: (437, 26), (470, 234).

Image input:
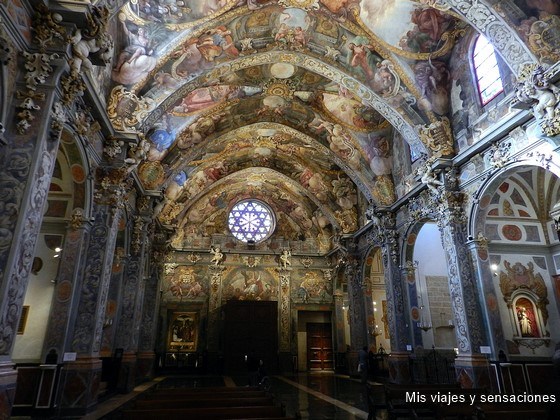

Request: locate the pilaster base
(57, 357), (102, 416)
(388, 352), (411, 384)
(136, 351), (156, 382)
(278, 352), (293, 374)
(0, 361), (17, 420)
(347, 351), (359, 377)
(454, 354), (491, 389)
(117, 352), (137, 393)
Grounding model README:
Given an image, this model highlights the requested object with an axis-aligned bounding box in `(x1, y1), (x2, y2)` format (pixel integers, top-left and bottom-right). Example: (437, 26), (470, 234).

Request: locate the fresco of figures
(164, 266), (208, 301)
(291, 271), (333, 304)
(223, 268), (278, 301)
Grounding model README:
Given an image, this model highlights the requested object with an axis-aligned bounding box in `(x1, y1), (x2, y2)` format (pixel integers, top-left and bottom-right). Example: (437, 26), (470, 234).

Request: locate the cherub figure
(280, 249), (291, 269)
(210, 245), (223, 266)
(420, 162), (443, 194)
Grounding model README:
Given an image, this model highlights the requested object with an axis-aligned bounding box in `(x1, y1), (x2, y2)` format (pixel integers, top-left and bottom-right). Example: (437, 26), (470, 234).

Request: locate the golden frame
(18, 306), (30, 335)
(168, 311), (198, 352)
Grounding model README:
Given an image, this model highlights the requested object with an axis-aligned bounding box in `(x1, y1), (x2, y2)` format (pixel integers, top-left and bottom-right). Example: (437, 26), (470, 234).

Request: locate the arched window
(472, 35), (504, 106)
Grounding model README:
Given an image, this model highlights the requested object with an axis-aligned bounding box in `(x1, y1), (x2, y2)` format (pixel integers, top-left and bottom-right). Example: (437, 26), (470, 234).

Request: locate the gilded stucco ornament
(417, 118), (454, 158)
(131, 216), (145, 255)
(107, 86), (156, 132)
(103, 136), (125, 159)
(485, 140), (512, 171)
(514, 64), (560, 137)
(70, 207), (90, 230)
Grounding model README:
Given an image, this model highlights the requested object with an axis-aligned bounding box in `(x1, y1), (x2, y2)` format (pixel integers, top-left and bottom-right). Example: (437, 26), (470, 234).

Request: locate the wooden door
(307, 323), (333, 371)
(224, 300), (278, 374)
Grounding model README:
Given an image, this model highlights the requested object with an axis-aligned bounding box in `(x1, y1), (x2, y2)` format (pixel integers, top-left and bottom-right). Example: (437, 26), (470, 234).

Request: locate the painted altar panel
(168, 311), (199, 352)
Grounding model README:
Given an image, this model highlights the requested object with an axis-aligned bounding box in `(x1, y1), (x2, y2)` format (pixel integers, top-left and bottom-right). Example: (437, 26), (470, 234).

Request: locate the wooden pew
(135, 396), (274, 409)
(122, 405), (284, 420)
(145, 390), (267, 400)
(476, 402), (548, 419)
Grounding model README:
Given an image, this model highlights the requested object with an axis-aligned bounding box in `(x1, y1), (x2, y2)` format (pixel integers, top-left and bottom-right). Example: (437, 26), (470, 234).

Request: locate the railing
(409, 348), (456, 384)
(12, 364), (60, 415)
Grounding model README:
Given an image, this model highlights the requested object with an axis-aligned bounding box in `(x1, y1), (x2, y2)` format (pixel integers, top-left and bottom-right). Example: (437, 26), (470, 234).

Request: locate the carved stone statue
(515, 65), (560, 137)
(210, 245), (223, 266)
(279, 249), (291, 269)
(419, 162), (443, 194)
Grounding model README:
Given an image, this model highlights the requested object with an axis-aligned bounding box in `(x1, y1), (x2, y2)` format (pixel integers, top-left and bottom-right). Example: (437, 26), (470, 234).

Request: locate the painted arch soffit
(170, 137), (358, 216)
(173, 166), (345, 234)
(163, 122), (381, 205)
(108, 3), (441, 146)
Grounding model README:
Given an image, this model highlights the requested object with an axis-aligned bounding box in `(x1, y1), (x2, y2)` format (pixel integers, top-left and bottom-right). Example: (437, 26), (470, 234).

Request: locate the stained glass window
(473, 35), (504, 106)
(228, 200), (275, 243)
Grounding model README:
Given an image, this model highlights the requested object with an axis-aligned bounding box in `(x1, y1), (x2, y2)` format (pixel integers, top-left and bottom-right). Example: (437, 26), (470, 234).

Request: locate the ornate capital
(32, 3), (66, 52)
(69, 207), (92, 230)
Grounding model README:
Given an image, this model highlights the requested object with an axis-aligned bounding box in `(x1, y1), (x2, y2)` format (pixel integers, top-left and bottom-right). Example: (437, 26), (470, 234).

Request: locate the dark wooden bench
(146, 390), (267, 400)
(135, 396), (274, 409)
(122, 405), (284, 420)
(475, 402), (548, 419)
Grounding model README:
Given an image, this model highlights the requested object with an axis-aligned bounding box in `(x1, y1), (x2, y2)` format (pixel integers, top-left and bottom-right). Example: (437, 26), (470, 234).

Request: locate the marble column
(137, 247), (164, 381)
(207, 264), (224, 369)
(466, 236), (507, 360)
(333, 289), (346, 371)
(437, 191), (490, 389)
(366, 211), (413, 383)
(42, 210), (93, 362)
(346, 259), (367, 376)
(115, 208), (152, 392)
(57, 173), (125, 415)
(278, 270), (292, 372)
(0, 45), (66, 418)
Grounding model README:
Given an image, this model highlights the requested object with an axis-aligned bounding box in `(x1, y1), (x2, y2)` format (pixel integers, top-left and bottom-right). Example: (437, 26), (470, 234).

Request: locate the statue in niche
(517, 306), (533, 336)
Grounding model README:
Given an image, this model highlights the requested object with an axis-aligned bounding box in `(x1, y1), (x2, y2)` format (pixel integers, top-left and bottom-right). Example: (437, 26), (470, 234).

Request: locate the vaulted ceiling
(102, 0), (552, 251)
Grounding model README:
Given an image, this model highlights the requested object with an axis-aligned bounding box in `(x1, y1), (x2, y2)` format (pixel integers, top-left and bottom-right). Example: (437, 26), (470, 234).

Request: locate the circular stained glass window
(228, 200), (275, 243)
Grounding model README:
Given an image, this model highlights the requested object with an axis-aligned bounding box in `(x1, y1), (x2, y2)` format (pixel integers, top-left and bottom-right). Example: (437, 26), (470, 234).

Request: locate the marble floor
(83, 373), (388, 420)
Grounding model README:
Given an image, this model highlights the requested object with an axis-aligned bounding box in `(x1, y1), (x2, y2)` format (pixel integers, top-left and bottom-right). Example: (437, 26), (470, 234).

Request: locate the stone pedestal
(388, 351), (411, 384)
(136, 351), (156, 382)
(454, 354), (491, 389)
(117, 352), (137, 393)
(58, 357), (102, 416)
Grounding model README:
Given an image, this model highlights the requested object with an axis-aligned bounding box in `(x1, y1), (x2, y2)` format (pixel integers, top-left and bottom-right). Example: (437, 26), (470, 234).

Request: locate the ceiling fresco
(99, 0), (554, 251)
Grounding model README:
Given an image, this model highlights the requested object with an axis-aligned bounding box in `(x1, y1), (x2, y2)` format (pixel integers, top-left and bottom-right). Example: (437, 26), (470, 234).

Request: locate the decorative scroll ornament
(417, 118), (454, 158)
(131, 216), (145, 255)
(187, 253), (202, 264)
(93, 167), (130, 209)
(32, 4), (66, 52)
(107, 86), (156, 132)
(70, 208), (89, 230)
(103, 136), (125, 160)
(278, 0), (319, 10)
(164, 263), (178, 275)
(0, 18), (12, 65)
(514, 64), (560, 137)
(365, 210), (398, 264)
(486, 140), (512, 170)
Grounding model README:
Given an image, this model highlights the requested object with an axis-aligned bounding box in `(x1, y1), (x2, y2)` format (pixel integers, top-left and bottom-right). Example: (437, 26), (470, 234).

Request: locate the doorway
(223, 300), (278, 374)
(307, 322), (333, 371)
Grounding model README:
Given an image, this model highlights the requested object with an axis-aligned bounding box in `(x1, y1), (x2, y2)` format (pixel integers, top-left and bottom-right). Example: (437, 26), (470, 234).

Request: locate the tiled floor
(86, 372), (388, 419)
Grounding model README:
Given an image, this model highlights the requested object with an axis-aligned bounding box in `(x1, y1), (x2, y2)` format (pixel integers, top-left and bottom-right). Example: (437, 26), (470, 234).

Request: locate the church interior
(1, 0), (560, 418)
